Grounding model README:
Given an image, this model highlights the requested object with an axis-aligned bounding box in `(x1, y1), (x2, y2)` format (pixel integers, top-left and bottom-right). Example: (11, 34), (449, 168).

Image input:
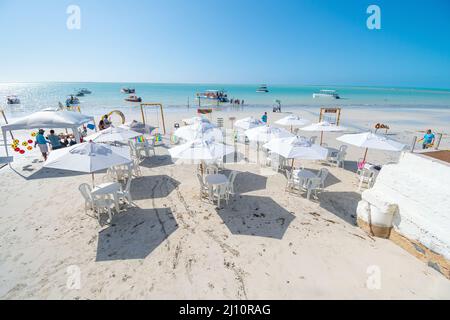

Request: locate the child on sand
(34, 129), (49, 161)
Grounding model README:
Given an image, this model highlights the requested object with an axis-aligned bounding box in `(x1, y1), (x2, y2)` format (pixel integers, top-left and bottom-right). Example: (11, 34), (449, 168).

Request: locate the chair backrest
(79, 183), (93, 202)
(206, 165), (218, 175)
(317, 168), (329, 184)
(228, 171), (238, 184)
(123, 176), (133, 193)
(309, 136), (317, 144)
(217, 118), (224, 128)
(339, 145), (348, 153)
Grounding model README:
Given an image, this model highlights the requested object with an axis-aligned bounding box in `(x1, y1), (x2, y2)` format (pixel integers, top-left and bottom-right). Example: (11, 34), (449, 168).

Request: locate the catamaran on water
(196, 90), (229, 103)
(313, 90), (341, 99)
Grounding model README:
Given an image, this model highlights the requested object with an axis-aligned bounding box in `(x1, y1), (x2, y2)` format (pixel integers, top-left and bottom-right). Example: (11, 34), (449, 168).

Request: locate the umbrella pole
(320, 131), (324, 146)
(92, 173), (95, 187)
(291, 158), (295, 170)
(363, 148), (369, 162)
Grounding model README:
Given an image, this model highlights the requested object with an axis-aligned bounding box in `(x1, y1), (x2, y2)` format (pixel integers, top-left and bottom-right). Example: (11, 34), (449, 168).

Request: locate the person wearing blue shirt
(261, 112), (268, 124)
(419, 129), (435, 149)
(47, 130), (62, 150)
(34, 129), (49, 161)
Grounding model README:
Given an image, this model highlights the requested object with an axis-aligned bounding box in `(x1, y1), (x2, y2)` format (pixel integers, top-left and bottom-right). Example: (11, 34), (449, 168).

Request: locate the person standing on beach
(262, 112), (268, 124)
(34, 129), (49, 161)
(419, 129), (435, 149)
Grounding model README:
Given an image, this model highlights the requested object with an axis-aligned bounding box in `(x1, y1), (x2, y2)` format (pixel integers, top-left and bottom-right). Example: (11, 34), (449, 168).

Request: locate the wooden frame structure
(319, 107), (342, 125)
(140, 103), (166, 135)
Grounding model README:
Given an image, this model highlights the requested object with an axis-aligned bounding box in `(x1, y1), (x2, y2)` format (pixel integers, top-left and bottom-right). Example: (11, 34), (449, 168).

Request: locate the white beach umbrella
(174, 122), (223, 142)
(234, 117), (264, 131)
(300, 121), (347, 145)
(336, 131), (405, 161)
(245, 125), (294, 143)
(85, 126), (142, 143)
(275, 114), (310, 132)
(263, 136), (328, 161)
(182, 116), (210, 125)
(169, 139), (234, 161)
(44, 142), (132, 185)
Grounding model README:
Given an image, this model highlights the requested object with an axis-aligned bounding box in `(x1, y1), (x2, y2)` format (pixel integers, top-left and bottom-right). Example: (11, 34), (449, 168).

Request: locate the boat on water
(75, 91), (85, 97)
(6, 95), (21, 105)
(79, 88), (92, 94)
(121, 88), (136, 94)
(256, 85), (269, 93)
(125, 95), (142, 103)
(66, 95), (80, 106)
(196, 90), (229, 103)
(313, 90), (340, 99)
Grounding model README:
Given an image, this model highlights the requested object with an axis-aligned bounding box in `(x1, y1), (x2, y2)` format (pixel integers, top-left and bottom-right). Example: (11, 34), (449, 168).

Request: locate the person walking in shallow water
(261, 112), (268, 124)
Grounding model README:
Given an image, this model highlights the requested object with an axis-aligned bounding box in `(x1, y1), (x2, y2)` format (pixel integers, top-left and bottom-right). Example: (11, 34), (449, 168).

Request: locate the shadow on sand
(319, 191), (361, 226)
(96, 207), (178, 261)
(140, 155), (174, 169)
(130, 175), (180, 201)
(229, 170), (268, 194)
(216, 195), (295, 239)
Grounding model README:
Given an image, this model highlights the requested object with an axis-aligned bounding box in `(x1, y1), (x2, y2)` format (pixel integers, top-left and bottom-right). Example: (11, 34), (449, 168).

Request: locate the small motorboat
(196, 90), (229, 103)
(121, 88), (136, 94)
(79, 88), (92, 94)
(125, 95), (142, 103)
(313, 90), (340, 99)
(75, 91), (85, 97)
(6, 95), (21, 105)
(256, 85), (269, 93)
(66, 95), (80, 106)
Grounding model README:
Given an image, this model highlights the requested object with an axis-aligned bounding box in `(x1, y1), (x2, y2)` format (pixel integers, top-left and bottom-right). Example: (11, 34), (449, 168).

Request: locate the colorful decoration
(28, 140), (33, 144)
(19, 150), (25, 154)
(27, 146), (33, 151)
(135, 136), (145, 143)
(31, 132), (37, 137)
(22, 141), (28, 146)
(10, 133), (35, 154)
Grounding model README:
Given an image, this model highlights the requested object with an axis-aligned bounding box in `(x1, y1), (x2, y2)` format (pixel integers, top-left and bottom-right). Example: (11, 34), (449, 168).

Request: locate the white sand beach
(1, 108), (449, 299)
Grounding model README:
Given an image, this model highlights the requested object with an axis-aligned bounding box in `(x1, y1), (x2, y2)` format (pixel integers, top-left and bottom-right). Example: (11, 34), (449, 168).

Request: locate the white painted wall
(357, 152), (450, 260)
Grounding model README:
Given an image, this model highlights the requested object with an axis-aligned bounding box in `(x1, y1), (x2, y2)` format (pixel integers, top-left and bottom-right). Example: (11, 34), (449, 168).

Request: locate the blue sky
(0, 0), (449, 88)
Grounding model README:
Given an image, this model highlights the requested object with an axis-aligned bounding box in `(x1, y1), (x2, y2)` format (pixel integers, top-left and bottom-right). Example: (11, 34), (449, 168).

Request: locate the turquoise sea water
(1, 82), (449, 120)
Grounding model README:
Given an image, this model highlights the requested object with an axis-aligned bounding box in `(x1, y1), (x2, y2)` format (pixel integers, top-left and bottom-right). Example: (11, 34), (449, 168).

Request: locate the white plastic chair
(358, 169), (377, 191)
(79, 184), (94, 213)
(226, 171), (238, 196)
(136, 139), (155, 158)
(79, 183), (114, 223)
(304, 177), (322, 200)
(132, 158), (142, 178)
(117, 177), (133, 206)
(213, 184), (229, 208)
(316, 168), (329, 188)
(329, 151), (346, 168)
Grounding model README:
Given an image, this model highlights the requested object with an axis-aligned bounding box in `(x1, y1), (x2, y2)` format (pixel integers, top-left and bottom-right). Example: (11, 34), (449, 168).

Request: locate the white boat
(79, 88), (92, 94)
(125, 95), (142, 103)
(196, 90), (229, 103)
(121, 87), (135, 94)
(313, 90), (340, 99)
(6, 95), (21, 105)
(256, 85), (269, 93)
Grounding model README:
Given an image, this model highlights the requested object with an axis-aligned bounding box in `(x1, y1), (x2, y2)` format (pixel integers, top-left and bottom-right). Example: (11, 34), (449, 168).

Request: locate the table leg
(113, 192), (120, 213)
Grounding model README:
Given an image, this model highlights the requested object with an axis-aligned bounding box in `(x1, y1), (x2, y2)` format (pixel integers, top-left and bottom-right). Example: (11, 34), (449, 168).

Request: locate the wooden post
(363, 148), (369, 162)
(435, 133), (443, 150)
(320, 131), (324, 145)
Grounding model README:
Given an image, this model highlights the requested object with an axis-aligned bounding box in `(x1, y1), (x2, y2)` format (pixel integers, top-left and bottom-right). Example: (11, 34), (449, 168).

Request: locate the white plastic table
(91, 182), (121, 213)
(205, 174), (229, 206)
